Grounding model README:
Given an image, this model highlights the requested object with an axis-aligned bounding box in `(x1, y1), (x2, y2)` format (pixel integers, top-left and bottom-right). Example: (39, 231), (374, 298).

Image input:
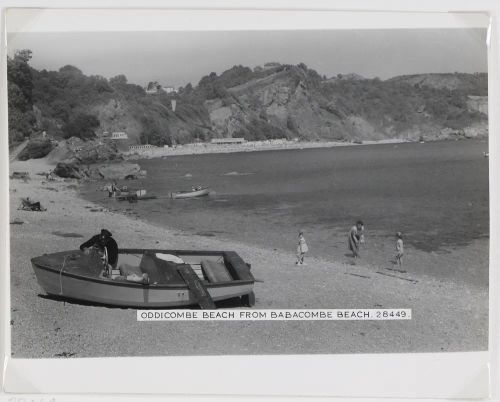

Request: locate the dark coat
(80, 235), (119, 265)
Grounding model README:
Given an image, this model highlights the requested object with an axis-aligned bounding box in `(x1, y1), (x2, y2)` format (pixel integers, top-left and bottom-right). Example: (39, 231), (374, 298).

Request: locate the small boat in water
(116, 189), (157, 202)
(170, 187), (210, 199)
(31, 249), (255, 308)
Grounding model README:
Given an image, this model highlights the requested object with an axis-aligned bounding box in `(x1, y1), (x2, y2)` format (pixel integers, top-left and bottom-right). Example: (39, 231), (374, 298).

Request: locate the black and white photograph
(2, 7), (495, 397)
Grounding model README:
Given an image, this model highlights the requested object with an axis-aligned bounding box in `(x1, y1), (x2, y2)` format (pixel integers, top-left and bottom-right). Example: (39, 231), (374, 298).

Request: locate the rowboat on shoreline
(170, 187), (210, 199)
(116, 193), (157, 202)
(116, 189), (157, 202)
(31, 249), (255, 309)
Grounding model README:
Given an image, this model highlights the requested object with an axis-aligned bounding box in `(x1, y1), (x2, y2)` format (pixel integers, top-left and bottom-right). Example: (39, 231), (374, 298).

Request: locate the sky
(7, 29), (487, 88)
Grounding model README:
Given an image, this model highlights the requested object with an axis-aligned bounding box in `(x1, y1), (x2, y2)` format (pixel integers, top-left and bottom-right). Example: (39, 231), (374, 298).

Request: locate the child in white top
(296, 230), (309, 265)
(395, 232), (404, 267)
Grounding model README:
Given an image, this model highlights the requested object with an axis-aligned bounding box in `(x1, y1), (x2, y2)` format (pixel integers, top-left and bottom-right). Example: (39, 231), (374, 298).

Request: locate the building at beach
(111, 132), (128, 140)
(129, 144), (157, 151)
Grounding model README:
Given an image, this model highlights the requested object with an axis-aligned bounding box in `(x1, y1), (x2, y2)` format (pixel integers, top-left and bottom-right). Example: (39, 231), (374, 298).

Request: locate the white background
(1, 1), (499, 401)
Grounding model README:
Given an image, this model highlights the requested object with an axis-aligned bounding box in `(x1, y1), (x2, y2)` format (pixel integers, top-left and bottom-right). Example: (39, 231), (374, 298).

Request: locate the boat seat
(139, 252), (185, 285)
(119, 264), (143, 277)
(117, 253), (142, 267)
(201, 260), (233, 283)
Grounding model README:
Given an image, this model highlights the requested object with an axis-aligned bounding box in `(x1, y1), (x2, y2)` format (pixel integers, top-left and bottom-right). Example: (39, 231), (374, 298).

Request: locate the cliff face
(200, 66), (488, 142)
(29, 63), (488, 148)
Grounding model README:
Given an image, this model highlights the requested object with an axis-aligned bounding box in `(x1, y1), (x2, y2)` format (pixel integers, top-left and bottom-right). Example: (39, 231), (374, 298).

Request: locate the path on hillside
(9, 139), (29, 162)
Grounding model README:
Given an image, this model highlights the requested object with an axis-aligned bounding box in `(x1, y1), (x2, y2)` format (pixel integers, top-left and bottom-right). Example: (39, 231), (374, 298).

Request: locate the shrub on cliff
(17, 138), (54, 161)
(62, 113), (100, 140)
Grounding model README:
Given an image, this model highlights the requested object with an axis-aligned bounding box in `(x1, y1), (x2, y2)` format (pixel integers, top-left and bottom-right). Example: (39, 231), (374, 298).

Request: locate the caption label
(137, 309), (411, 321)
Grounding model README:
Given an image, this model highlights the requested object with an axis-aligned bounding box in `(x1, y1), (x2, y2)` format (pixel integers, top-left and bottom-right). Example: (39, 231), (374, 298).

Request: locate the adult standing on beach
(106, 182), (113, 197)
(348, 220), (364, 258)
(111, 181), (118, 198)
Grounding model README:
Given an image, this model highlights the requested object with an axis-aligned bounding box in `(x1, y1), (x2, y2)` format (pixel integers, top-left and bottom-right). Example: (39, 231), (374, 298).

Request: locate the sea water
(81, 139), (489, 282)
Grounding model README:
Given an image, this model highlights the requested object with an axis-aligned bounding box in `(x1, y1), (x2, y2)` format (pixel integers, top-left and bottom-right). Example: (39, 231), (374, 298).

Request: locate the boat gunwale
(31, 249), (255, 290)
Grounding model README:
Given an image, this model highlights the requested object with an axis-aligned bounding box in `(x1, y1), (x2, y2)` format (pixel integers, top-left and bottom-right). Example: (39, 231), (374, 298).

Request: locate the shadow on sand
(38, 293), (246, 310)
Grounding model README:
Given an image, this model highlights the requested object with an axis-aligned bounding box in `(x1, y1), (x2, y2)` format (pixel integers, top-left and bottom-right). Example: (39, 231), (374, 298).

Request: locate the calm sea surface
(81, 140), (489, 261)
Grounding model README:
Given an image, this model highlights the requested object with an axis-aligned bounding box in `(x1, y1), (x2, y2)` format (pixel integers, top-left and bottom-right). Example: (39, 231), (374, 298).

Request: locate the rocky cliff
(11, 57), (489, 155)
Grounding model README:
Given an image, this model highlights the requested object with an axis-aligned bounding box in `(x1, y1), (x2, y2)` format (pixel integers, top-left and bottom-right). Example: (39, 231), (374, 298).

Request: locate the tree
(110, 74), (128, 87)
(139, 116), (171, 146)
(7, 49), (35, 144)
(62, 112), (100, 140)
(8, 50), (34, 103)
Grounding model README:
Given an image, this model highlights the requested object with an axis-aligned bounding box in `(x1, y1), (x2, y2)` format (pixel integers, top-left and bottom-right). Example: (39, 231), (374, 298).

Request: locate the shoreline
(123, 138), (413, 160)
(82, 186), (488, 290)
(8, 157), (489, 358)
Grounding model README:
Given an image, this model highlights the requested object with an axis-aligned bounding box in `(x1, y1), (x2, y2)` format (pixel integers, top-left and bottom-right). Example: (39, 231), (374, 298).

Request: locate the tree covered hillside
(8, 49), (488, 151)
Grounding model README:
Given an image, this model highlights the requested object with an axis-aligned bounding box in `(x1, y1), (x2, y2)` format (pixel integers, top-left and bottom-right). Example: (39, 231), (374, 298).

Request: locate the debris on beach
(54, 352), (77, 358)
(51, 231), (84, 238)
(10, 171), (30, 181)
(376, 271), (418, 284)
(10, 219), (24, 225)
(196, 231), (216, 237)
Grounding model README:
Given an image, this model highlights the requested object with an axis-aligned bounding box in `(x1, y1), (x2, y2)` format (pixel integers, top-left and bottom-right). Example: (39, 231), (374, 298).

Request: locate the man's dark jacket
(80, 235), (119, 265)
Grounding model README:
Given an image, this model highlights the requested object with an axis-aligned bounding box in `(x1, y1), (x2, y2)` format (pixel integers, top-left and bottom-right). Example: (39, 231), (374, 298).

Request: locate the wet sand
(9, 158), (488, 358)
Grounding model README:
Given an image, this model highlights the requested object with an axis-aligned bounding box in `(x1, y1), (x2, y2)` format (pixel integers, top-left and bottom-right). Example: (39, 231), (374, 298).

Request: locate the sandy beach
(124, 138), (408, 160)
(9, 157), (488, 358)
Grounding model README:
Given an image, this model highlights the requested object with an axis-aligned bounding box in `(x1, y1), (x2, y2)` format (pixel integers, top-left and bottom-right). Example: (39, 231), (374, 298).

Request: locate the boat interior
(115, 251), (235, 285)
(33, 248), (253, 288)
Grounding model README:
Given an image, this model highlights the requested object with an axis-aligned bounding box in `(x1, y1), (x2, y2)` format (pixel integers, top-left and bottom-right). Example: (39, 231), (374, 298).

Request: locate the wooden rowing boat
(116, 189), (157, 202)
(31, 249), (255, 309)
(116, 194), (157, 202)
(170, 187), (210, 199)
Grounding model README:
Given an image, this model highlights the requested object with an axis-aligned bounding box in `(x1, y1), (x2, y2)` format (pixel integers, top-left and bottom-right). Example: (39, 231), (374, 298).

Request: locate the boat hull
(31, 249), (254, 308)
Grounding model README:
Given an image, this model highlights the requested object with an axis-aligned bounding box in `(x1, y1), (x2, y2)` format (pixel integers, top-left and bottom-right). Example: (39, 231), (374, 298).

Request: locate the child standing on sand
(395, 232), (404, 267)
(296, 230), (309, 265)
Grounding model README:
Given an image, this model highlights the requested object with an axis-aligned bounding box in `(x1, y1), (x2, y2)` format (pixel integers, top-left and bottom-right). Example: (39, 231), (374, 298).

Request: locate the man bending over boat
(80, 229), (119, 269)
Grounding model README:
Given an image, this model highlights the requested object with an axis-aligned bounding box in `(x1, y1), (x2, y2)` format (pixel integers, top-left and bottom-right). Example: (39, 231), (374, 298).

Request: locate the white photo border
(1, 2), (498, 400)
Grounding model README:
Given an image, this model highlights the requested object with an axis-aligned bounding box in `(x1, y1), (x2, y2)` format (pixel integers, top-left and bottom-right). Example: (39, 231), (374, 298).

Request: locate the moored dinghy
(31, 248), (255, 308)
(170, 186), (210, 199)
